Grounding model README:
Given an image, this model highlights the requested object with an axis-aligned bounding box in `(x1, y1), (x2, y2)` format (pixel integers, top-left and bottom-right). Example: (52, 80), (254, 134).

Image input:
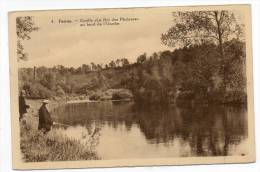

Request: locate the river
(52, 101), (248, 160)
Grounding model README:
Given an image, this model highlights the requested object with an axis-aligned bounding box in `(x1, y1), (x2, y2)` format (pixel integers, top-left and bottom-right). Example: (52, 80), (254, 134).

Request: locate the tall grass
(20, 117), (100, 162)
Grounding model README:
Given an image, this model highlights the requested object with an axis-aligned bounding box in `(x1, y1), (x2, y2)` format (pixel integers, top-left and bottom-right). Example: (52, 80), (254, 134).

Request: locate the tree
(109, 60), (116, 68)
(75, 66), (82, 74)
(40, 73), (56, 90)
(121, 58), (130, 67)
(16, 16), (39, 61)
(96, 64), (103, 71)
(160, 50), (172, 60)
(81, 64), (91, 74)
(91, 62), (97, 71)
(161, 11), (243, 90)
(151, 52), (159, 61)
(115, 59), (121, 67)
(68, 67), (76, 74)
(56, 65), (67, 75)
(137, 53), (147, 64)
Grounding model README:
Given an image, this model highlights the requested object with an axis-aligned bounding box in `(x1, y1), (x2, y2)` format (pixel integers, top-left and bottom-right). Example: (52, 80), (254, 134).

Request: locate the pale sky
(19, 8), (174, 68)
(17, 7), (245, 68)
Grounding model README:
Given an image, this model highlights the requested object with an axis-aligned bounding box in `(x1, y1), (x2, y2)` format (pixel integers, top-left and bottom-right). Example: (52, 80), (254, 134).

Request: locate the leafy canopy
(161, 11), (243, 48)
(16, 16), (39, 61)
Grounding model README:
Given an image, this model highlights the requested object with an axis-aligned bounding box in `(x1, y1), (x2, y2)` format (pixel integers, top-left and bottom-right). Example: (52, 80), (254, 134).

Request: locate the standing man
(38, 100), (53, 133)
(19, 90), (30, 121)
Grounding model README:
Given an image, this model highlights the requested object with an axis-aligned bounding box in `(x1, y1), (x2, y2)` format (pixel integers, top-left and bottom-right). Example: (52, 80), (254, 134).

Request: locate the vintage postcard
(9, 4), (255, 170)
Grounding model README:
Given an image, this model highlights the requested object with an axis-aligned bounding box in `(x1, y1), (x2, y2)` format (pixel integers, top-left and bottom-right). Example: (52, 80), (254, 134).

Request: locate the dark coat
(38, 104), (53, 132)
(19, 96), (29, 119)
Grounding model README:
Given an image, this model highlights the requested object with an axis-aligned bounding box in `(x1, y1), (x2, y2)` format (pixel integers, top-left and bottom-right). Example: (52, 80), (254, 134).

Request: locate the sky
(17, 7), (245, 68)
(19, 8), (174, 68)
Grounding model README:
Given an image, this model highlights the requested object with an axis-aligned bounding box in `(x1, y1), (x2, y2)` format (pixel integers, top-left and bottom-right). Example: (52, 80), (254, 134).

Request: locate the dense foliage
(19, 39), (246, 105)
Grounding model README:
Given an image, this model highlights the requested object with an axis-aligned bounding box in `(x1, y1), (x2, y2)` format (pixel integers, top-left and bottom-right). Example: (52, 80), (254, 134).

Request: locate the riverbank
(20, 99), (100, 162)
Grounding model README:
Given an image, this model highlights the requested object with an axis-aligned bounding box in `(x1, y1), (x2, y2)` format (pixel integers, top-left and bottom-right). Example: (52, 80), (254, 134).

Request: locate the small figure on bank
(19, 90), (30, 121)
(38, 99), (53, 133)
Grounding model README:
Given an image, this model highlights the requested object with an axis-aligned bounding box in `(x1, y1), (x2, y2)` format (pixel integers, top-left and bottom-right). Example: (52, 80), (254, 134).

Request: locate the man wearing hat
(38, 99), (53, 133)
(19, 90), (30, 121)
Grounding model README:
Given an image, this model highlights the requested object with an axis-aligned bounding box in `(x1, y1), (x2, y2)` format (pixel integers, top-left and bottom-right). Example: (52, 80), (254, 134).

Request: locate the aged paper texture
(9, 4), (255, 169)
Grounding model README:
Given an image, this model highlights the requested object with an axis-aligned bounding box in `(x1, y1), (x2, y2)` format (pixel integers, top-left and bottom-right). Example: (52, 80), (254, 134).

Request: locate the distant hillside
(19, 39), (246, 105)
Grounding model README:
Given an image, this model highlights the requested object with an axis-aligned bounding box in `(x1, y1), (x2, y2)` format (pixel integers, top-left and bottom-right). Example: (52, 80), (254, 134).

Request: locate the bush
(111, 89), (133, 100)
(56, 86), (66, 97)
(23, 83), (54, 99)
(89, 94), (100, 101)
(111, 92), (123, 100)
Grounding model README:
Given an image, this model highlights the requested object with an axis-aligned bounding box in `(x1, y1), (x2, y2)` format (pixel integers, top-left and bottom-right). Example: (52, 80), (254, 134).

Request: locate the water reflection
(52, 101), (248, 159)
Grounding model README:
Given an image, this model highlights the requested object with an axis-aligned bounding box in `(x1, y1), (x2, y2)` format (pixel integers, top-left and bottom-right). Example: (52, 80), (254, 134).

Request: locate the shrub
(89, 94), (100, 101)
(111, 92), (123, 100)
(56, 86), (66, 97)
(23, 83), (53, 99)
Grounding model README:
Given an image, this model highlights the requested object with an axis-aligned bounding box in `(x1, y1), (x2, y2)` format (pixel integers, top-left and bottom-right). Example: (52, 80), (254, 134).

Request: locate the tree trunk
(214, 11), (227, 93)
(33, 66), (36, 82)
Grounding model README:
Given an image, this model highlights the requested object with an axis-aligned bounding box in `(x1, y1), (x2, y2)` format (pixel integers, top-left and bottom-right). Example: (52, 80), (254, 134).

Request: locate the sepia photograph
(9, 4), (255, 169)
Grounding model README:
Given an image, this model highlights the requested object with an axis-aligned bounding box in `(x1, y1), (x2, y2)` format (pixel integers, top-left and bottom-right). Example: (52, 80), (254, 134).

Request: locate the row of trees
(80, 58), (130, 73)
(48, 58), (130, 75)
(18, 50), (176, 98)
(19, 38), (246, 104)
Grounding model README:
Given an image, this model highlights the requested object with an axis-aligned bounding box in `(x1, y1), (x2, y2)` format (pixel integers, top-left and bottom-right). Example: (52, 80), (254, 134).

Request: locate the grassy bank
(20, 99), (100, 162)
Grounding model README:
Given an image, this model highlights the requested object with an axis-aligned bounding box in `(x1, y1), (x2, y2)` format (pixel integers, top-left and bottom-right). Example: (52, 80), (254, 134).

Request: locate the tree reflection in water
(52, 101), (248, 157)
(133, 104), (247, 156)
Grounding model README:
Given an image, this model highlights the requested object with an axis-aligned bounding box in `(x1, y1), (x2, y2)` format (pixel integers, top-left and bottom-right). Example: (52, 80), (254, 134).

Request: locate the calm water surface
(52, 101), (248, 159)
